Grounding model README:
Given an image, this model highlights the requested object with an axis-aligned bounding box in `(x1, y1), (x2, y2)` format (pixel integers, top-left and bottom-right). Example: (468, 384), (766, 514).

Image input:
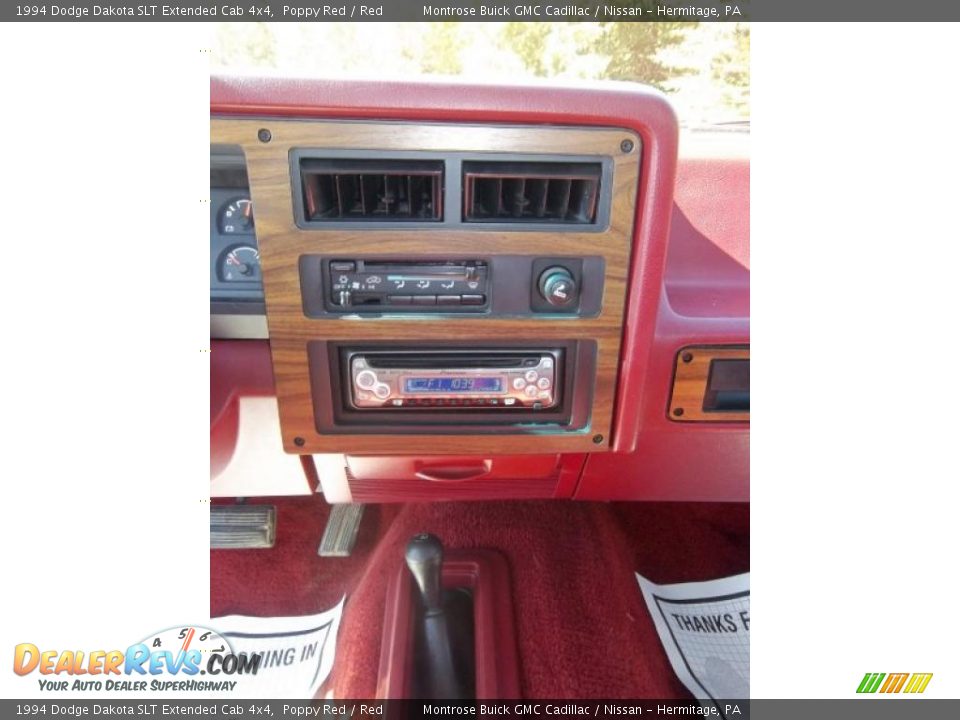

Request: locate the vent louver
(463, 161), (602, 224)
(300, 159), (443, 222)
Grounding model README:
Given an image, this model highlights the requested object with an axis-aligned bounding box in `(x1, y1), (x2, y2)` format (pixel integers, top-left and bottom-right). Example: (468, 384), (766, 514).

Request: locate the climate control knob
(538, 267), (579, 308)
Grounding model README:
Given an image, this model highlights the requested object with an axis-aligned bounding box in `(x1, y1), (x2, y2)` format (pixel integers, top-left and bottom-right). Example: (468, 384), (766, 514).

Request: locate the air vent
(463, 161), (602, 224)
(300, 159), (443, 222)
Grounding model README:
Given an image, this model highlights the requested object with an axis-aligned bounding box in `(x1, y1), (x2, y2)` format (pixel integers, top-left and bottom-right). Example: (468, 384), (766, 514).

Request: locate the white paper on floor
(211, 596), (344, 698)
(636, 573), (749, 712)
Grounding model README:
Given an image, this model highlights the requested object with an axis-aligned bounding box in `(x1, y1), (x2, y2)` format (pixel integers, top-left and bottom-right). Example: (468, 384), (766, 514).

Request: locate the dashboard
(210, 76), (749, 501)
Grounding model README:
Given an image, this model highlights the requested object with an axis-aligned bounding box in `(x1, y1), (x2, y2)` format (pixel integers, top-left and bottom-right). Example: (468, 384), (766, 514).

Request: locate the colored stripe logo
(857, 672), (932, 694)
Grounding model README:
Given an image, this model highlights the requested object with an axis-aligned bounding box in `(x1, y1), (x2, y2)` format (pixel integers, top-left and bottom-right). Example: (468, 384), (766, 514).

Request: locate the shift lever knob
(405, 533), (444, 613)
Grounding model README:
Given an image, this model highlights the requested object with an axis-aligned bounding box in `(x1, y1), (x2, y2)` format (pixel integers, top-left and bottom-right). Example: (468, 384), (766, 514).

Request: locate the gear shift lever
(405, 533), (444, 613)
(404, 533), (463, 699)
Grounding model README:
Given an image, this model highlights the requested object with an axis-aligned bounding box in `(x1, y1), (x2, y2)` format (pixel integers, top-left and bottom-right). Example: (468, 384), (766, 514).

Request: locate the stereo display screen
(403, 377), (504, 393)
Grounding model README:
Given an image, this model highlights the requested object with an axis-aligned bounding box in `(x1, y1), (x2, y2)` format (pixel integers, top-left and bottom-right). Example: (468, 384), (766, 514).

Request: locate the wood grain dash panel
(669, 346), (750, 423)
(210, 117), (641, 454)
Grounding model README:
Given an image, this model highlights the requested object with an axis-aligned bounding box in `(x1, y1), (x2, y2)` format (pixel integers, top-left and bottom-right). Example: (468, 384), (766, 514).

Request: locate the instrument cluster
(210, 150), (264, 309)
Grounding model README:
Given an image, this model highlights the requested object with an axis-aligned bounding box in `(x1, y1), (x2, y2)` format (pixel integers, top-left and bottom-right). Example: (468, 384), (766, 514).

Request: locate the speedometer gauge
(219, 245), (261, 282)
(219, 196), (254, 235)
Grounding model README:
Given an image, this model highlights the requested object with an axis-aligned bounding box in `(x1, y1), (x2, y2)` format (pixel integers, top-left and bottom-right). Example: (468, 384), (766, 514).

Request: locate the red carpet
(210, 498), (748, 698)
(210, 496), (399, 617)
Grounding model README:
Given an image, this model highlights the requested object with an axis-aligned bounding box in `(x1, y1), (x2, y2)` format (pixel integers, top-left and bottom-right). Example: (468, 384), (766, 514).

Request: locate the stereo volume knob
(356, 370), (378, 390)
(538, 267), (579, 308)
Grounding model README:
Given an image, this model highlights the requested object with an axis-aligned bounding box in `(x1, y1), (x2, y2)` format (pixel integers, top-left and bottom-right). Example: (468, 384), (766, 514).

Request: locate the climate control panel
(328, 260), (490, 310)
(299, 255), (605, 318)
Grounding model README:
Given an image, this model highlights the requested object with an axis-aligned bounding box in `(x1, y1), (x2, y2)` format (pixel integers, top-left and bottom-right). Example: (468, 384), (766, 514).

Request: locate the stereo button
(524, 385), (538, 398)
(525, 370), (539, 382)
(512, 377), (527, 390)
(537, 377), (551, 390)
(356, 370), (378, 390)
(373, 383), (391, 399)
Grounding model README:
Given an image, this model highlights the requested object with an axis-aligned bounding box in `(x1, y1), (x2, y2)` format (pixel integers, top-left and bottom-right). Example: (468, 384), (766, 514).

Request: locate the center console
(210, 110), (643, 455)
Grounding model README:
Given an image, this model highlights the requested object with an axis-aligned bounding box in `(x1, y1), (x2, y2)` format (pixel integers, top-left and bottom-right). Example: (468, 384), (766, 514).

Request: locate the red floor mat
(210, 498), (748, 699)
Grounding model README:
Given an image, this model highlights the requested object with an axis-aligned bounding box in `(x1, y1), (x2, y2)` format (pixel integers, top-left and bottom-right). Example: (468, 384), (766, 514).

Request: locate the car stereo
(347, 349), (559, 410)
